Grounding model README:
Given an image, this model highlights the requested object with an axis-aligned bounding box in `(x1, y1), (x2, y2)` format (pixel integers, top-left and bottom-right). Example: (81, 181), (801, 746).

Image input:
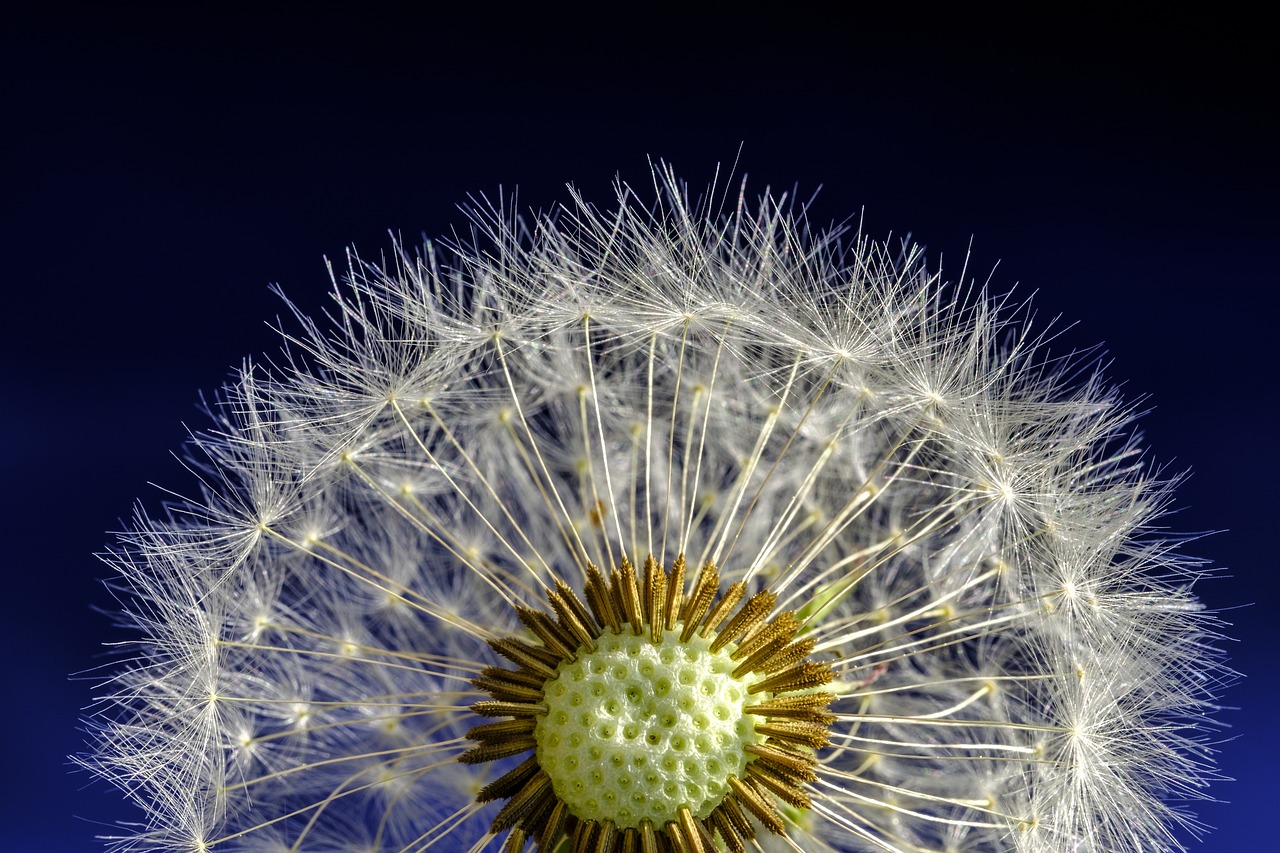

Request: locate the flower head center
(462, 556), (837, 852)
(536, 627), (760, 828)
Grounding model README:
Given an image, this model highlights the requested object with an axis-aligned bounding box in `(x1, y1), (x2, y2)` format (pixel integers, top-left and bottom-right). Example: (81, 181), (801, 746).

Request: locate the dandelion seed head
(81, 164), (1225, 852)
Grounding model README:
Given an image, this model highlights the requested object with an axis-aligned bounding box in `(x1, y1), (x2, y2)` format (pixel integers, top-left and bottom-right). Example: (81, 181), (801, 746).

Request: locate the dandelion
(83, 165), (1223, 853)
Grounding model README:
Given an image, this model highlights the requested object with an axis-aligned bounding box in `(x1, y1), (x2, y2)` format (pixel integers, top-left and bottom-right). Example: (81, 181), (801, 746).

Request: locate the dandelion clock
(82, 165), (1224, 852)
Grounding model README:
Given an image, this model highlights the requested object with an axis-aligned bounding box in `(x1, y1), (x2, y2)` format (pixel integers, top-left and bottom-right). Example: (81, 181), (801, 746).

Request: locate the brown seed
(710, 591), (777, 653)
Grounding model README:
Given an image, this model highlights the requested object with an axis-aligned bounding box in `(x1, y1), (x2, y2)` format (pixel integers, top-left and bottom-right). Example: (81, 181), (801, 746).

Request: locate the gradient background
(4, 7), (1273, 851)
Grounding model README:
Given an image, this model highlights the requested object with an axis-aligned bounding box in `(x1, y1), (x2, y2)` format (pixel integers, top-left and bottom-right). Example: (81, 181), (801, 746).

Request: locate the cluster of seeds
(461, 555), (837, 853)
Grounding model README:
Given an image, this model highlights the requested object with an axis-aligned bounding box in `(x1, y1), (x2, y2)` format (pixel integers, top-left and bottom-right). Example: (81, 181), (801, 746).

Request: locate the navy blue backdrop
(3, 6), (1272, 850)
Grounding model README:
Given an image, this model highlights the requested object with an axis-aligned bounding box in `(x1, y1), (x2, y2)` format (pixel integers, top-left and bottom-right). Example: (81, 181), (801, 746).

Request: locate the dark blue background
(4, 6), (1273, 851)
